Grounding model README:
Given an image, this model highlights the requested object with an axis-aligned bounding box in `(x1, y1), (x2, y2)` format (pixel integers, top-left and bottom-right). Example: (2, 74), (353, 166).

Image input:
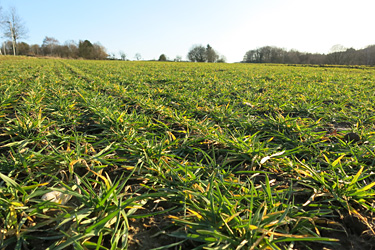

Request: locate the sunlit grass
(1, 58), (375, 249)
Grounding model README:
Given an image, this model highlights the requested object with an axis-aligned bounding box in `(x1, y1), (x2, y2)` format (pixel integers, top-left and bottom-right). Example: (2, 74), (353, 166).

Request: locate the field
(1, 57), (375, 250)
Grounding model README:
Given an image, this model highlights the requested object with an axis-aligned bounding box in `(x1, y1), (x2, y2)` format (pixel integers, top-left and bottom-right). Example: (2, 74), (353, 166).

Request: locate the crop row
(0, 58), (375, 249)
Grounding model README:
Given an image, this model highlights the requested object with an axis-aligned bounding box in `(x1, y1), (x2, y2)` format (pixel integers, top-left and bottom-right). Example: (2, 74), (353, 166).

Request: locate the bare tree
(187, 45), (206, 62)
(1, 40), (13, 55)
(1, 42), (5, 55)
(1, 7), (28, 55)
(362, 45), (375, 65)
(92, 42), (108, 60)
(134, 53), (142, 60)
(41, 36), (59, 56)
(217, 55), (226, 63)
(64, 40), (78, 58)
(330, 44), (346, 53)
(29, 44), (41, 56)
(174, 55), (182, 62)
(119, 51), (126, 60)
(326, 44), (346, 65)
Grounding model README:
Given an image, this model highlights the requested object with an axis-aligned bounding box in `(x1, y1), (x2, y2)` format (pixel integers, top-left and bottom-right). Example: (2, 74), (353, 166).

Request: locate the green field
(1, 57), (375, 249)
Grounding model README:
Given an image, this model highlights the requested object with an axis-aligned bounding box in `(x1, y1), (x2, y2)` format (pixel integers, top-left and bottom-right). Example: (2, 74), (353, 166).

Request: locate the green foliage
(1, 58), (375, 249)
(158, 54), (167, 61)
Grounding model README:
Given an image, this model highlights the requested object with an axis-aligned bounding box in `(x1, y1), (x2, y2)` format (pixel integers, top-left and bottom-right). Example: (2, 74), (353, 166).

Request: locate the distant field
(1, 57), (375, 249)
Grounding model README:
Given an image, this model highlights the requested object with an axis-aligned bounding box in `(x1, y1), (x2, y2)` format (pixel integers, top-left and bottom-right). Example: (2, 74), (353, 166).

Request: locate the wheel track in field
(60, 60), (221, 139)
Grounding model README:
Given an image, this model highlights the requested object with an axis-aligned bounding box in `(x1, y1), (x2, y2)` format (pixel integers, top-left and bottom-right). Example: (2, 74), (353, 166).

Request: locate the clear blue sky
(1, 0), (374, 62)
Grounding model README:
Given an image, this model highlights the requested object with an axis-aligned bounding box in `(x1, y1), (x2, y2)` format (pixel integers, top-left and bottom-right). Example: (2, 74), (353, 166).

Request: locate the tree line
(1, 37), (108, 60)
(0, 7), (107, 59)
(242, 45), (375, 66)
(1, 6), (375, 64)
(0, 6), (224, 62)
(35, 37), (107, 59)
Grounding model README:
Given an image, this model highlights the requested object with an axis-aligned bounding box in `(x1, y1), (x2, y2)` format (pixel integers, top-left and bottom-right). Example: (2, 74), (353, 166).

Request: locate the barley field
(1, 57), (375, 249)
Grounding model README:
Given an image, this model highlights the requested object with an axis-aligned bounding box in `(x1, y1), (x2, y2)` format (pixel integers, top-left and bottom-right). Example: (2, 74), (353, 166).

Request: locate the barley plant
(1, 57), (375, 249)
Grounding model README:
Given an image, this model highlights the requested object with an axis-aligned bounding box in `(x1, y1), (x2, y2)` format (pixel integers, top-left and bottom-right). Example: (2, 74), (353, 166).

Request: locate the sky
(0, 0), (375, 62)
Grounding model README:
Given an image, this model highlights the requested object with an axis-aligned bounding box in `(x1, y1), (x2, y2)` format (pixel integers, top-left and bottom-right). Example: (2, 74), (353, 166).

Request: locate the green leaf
(0, 172), (26, 195)
(149, 240), (187, 250)
(349, 166), (364, 188)
(96, 180), (120, 209)
(351, 182), (375, 196)
(84, 208), (121, 235)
